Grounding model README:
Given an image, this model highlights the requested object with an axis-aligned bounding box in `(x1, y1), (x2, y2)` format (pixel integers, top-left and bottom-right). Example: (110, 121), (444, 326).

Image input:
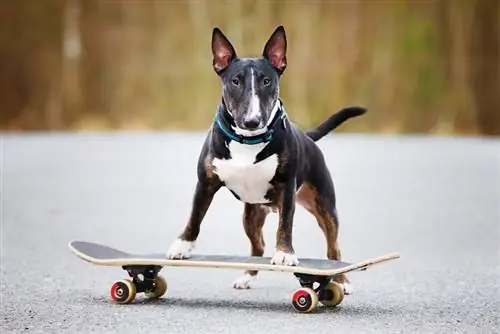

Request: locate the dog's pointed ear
(262, 25), (287, 74)
(212, 27), (237, 74)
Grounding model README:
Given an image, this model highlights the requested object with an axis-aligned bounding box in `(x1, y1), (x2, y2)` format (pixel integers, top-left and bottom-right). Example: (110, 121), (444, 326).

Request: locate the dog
(166, 25), (366, 293)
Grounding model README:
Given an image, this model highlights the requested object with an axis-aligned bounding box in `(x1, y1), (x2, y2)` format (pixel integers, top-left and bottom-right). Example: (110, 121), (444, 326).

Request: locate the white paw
(342, 282), (354, 295)
(166, 239), (196, 259)
(232, 273), (254, 289)
(270, 250), (299, 266)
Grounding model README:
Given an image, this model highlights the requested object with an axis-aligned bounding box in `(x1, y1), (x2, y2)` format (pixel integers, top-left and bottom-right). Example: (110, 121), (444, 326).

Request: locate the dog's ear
(212, 27), (237, 74)
(262, 26), (287, 74)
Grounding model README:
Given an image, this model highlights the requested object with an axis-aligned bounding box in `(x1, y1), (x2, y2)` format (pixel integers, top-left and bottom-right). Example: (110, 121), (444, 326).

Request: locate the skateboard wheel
(145, 276), (168, 299)
(291, 287), (318, 313)
(319, 281), (344, 307)
(110, 279), (136, 304)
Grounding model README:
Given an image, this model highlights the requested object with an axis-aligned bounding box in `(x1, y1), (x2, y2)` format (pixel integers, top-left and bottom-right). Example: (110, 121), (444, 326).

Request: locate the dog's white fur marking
(265, 98), (280, 128)
(232, 273), (254, 289)
(270, 250), (299, 266)
(166, 239), (196, 259)
(245, 68), (261, 122)
(212, 141), (278, 204)
(342, 282), (354, 295)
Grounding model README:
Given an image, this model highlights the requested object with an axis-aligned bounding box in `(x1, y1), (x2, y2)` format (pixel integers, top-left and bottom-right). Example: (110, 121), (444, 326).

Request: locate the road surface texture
(1, 132), (499, 333)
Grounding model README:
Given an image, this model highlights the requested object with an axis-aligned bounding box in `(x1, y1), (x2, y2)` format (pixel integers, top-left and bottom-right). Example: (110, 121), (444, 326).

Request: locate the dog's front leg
(271, 180), (299, 266)
(166, 179), (220, 259)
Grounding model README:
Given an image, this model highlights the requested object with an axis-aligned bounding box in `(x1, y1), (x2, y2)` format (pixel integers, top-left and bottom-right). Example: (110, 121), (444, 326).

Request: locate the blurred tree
(469, 0), (499, 136)
(0, 0), (498, 135)
(0, 0), (65, 130)
(79, 0), (107, 126)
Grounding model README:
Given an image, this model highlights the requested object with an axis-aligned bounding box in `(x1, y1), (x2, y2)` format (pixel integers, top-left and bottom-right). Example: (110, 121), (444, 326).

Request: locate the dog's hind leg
(296, 182), (353, 294)
(232, 204), (269, 289)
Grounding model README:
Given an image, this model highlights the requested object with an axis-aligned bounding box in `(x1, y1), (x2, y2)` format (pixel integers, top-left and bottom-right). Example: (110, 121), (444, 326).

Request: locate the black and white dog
(166, 26), (366, 293)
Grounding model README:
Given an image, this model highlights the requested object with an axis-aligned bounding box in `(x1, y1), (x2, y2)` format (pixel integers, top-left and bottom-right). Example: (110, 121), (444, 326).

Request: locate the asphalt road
(1, 132), (499, 333)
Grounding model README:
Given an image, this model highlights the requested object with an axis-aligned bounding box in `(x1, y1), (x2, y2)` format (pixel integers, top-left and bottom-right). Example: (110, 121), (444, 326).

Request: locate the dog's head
(211, 26), (287, 135)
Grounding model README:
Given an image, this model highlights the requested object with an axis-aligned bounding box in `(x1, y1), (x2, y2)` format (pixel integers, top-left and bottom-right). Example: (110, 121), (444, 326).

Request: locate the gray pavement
(1, 132), (499, 333)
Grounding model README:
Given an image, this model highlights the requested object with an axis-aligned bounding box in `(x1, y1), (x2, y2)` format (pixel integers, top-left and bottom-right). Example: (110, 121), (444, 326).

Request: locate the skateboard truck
(108, 265), (168, 304)
(122, 265), (162, 293)
(292, 272), (345, 312)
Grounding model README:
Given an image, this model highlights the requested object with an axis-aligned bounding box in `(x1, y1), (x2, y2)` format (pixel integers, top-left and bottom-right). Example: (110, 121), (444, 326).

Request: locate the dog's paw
(342, 282), (354, 295)
(232, 273), (254, 289)
(270, 250), (299, 266)
(166, 239), (195, 259)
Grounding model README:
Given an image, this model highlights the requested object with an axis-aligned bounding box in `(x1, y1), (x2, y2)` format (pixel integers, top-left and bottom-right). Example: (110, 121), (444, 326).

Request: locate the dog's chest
(212, 142), (278, 204)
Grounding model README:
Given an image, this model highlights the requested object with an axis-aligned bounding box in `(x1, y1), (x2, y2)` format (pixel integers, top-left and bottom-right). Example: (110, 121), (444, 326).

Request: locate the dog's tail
(306, 106), (367, 142)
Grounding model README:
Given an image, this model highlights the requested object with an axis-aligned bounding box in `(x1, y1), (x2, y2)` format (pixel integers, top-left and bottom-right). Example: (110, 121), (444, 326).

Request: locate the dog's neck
(214, 99), (287, 145)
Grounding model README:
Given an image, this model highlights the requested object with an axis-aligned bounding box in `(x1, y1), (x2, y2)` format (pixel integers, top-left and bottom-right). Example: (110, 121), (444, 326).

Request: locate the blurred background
(0, 0), (498, 135)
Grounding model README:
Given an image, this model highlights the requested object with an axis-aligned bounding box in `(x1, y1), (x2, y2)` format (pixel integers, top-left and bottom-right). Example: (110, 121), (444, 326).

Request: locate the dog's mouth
(233, 123), (268, 136)
(230, 100), (281, 137)
(224, 110), (268, 135)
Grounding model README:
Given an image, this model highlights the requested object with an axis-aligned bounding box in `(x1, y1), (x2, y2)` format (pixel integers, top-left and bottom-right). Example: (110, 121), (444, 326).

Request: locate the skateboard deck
(68, 240), (400, 313)
(69, 240), (399, 276)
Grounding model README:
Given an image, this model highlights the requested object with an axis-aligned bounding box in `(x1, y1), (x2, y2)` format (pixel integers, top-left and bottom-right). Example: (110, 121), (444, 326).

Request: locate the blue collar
(214, 101), (287, 145)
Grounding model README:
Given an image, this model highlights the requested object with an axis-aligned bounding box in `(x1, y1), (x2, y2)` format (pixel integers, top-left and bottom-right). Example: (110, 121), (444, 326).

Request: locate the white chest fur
(212, 141), (278, 204)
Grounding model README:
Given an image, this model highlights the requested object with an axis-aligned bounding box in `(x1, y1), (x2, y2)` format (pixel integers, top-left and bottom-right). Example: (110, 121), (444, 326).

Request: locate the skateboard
(68, 240), (400, 313)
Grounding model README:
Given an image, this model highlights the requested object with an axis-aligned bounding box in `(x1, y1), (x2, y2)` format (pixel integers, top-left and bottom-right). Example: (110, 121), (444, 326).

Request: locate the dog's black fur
(166, 26), (366, 291)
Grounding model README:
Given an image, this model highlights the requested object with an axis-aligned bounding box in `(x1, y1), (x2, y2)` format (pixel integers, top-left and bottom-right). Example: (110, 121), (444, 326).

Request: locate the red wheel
(291, 287), (318, 313)
(110, 279), (136, 304)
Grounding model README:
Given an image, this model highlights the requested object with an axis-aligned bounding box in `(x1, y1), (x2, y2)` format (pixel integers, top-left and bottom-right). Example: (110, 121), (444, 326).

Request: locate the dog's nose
(243, 118), (260, 129)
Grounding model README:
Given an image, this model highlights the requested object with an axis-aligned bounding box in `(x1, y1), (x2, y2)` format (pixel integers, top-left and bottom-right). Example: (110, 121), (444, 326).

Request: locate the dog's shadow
(139, 296), (294, 313)
(97, 295), (398, 316)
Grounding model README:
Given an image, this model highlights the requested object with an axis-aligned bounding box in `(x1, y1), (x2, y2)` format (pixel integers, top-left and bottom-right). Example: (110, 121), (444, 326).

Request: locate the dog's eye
(232, 78), (240, 86)
(263, 78), (271, 86)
